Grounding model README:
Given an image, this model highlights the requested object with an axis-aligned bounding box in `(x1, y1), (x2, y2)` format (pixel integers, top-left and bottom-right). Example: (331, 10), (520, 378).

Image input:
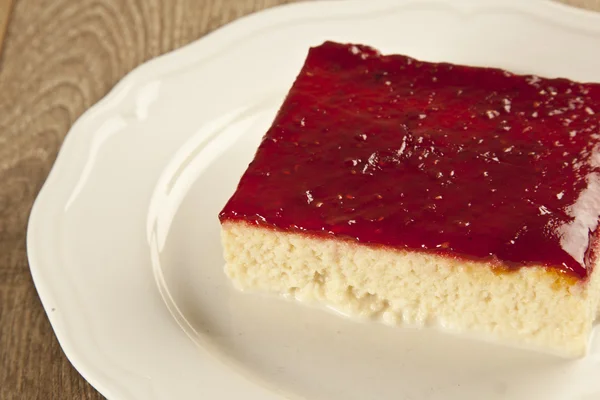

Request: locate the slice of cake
(219, 41), (600, 357)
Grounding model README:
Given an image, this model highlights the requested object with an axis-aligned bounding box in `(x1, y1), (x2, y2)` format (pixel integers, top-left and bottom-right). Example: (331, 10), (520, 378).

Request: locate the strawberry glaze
(220, 42), (600, 279)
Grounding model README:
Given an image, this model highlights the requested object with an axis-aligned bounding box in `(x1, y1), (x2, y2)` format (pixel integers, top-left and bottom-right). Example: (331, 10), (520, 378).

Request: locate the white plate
(27, 0), (600, 399)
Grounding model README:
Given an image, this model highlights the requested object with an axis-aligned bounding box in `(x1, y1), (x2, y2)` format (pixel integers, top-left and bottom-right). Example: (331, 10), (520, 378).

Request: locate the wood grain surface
(0, 0), (13, 57)
(0, 0), (599, 399)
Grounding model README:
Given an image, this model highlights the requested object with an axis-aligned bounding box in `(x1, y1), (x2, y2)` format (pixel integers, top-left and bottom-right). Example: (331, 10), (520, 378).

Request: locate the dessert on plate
(219, 41), (600, 357)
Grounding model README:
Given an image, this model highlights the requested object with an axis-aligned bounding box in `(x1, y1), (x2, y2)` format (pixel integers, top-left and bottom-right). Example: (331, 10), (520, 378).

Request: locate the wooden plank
(0, 0), (12, 59)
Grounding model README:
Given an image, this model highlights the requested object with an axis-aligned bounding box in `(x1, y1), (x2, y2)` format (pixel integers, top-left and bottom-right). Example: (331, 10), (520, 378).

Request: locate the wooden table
(0, 0), (599, 399)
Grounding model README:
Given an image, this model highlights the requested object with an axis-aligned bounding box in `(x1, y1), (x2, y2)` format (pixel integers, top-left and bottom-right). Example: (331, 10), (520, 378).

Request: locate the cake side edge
(220, 220), (600, 358)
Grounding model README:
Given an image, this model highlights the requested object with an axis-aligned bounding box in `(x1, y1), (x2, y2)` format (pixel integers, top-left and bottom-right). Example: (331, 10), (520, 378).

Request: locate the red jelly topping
(219, 41), (600, 279)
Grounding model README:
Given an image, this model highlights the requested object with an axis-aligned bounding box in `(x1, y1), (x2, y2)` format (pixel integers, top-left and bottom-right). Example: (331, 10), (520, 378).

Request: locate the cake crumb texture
(222, 221), (600, 358)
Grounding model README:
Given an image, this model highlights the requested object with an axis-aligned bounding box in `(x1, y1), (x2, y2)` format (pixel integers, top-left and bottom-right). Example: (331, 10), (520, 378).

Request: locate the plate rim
(26, 0), (600, 398)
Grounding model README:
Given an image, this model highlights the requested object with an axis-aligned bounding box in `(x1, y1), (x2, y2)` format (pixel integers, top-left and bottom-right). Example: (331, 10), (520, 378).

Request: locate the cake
(219, 41), (600, 357)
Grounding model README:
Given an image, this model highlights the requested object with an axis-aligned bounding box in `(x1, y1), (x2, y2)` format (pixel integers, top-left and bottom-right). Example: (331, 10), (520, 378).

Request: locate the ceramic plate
(27, 0), (600, 399)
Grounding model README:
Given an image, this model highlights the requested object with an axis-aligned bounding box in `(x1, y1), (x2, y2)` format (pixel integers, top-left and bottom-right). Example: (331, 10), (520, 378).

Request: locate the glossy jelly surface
(219, 41), (600, 279)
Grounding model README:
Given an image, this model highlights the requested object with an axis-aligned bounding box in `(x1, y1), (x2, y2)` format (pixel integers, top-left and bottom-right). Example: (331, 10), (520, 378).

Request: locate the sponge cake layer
(222, 221), (600, 357)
